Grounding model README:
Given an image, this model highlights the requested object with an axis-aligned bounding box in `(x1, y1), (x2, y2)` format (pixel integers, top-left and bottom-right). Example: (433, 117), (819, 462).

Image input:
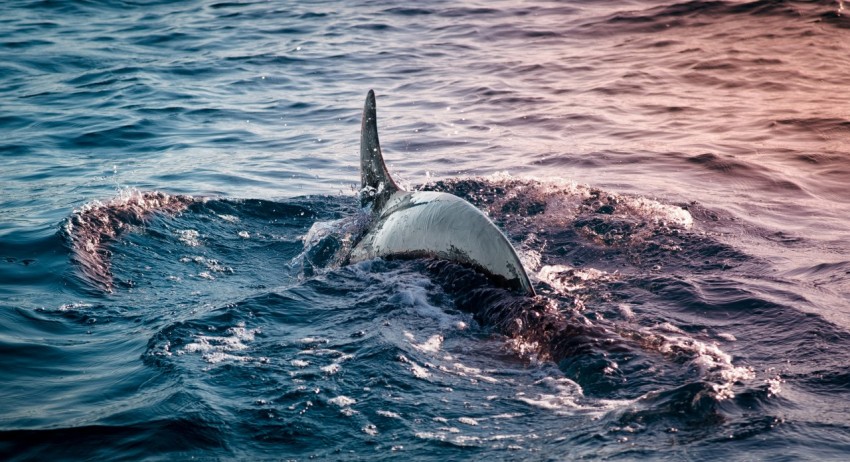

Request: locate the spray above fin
(360, 89), (402, 211)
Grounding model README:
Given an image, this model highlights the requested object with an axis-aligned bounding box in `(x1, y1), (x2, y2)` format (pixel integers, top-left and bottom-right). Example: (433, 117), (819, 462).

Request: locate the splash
(302, 174), (752, 405)
(537, 264), (615, 295)
(181, 324), (261, 365)
(427, 259), (753, 402)
(424, 174), (693, 246)
(516, 377), (634, 416)
(619, 327), (755, 400)
(63, 190), (196, 292)
(291, 210), (371, 276)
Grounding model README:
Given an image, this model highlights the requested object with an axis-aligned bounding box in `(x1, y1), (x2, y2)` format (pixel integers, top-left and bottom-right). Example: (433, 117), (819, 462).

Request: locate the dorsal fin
(360, 90), (402, 210)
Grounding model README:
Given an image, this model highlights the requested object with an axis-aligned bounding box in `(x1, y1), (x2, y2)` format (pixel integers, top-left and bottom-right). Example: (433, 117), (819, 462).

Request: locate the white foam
(179, 255), (233, 274)
(640, 329), (755, 400)
(415, 430), (528, 448)
(451, 362), (499, 384)
(201, 351), (249, 364)
(411, 362), (431, 379)
(177, 229), (201, 247)
(519, 247), (543, 274)
(398, 354), (431, 379)
(538, 264), (612, 294)
(516, 377), (634, 416)
(58, 302), (93, 311)
(407, 332), (443, 353)
(458, 417), (479, 426)
(493, 413), (524, 419)
(765, 375), (784, 398)
(180, 324), (260, 364)
(329, 396), (356, 407)
(624, 196), (693, 228)
(321, 363), (341, 375)
(414, 432), (482, 447)
(504, 337), (544, 364)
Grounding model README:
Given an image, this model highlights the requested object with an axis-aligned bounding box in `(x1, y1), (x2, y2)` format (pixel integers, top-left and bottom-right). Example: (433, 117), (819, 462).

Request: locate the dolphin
(348, 90), (535, 296)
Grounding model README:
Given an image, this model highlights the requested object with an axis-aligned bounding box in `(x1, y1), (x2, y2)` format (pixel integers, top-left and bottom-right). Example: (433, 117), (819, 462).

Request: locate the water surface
(2, 0), (850, 460)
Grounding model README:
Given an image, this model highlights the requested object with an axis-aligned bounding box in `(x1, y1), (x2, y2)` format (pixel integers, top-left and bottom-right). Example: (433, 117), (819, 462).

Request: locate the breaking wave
(63, 190), (197, 291)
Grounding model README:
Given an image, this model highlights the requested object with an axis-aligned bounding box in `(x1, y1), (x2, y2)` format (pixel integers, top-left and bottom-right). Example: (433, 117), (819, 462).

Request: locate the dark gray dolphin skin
(349, 90), (535, 296)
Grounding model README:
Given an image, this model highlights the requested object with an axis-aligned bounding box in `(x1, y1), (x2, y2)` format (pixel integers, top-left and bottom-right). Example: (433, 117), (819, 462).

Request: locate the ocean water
(2, 0), (850, 459)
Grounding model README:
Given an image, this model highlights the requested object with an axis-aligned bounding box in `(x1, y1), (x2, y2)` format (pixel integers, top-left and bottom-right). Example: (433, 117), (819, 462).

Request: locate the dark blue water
(3, 0), (850, 459)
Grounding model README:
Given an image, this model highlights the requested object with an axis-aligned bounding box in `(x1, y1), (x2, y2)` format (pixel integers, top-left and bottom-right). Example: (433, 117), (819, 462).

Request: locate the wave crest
(63, 190), (196, 291)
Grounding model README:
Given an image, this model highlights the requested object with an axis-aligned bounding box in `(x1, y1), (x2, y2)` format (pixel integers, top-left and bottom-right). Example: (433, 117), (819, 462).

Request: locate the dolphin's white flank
(349, 90), (535, 296)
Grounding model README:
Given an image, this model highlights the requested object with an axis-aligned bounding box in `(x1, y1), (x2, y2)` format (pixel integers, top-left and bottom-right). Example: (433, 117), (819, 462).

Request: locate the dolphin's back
(350, 190), (535, 295)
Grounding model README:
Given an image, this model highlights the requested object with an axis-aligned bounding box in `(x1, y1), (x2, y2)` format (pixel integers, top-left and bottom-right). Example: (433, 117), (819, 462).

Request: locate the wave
(0, 418), (225, 461)
(582, 0), (847, 35)
(63, 191), (196, 292)
(426, 259), (753, 403)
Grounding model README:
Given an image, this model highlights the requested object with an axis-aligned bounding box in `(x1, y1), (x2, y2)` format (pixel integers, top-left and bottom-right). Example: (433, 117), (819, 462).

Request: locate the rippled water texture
(2, 0), (850, 460)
